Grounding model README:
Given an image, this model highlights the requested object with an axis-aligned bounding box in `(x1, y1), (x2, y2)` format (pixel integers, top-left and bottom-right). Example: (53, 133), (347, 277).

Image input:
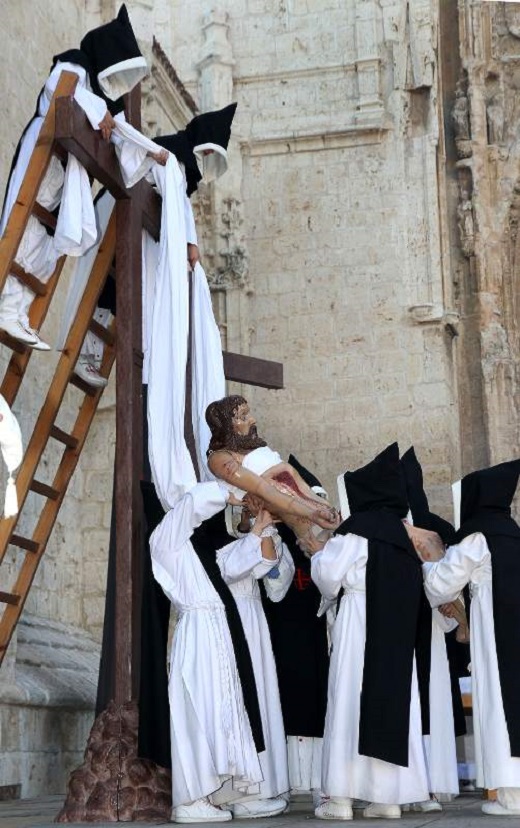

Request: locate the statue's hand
(244, 493), (265, 517)
(313, 506), (340, 530)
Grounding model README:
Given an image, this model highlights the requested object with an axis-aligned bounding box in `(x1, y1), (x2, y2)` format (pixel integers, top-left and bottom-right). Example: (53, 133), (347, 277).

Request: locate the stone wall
(169, 0), (462, 518)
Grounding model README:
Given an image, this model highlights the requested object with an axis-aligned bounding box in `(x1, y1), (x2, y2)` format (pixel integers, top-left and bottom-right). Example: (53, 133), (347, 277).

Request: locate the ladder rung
(10, 534), (40, 554)
(11, 262), (47, 296)
(0, 591), (20, 606)
(50, 425), (79, 449)
(69, 374), (98, 397)
(30, 480), (60, 500)
(89, 319), (115, 347)
(32, 202), (57, 230)
(0, 329), (30, 354)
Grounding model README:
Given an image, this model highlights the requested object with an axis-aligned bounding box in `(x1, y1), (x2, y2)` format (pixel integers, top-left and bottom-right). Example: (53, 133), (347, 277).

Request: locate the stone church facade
(0, 0), (518, 799)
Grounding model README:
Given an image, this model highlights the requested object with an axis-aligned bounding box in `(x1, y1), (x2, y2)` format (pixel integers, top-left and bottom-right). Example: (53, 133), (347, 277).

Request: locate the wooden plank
(32, 202), (57, 230)
(223, 351), (284, 389)
(0, 331), (29, 355)
(54, 97), (129, 200)
(114, 197), (144, 703)
(89, 318), (115, 347)
(0, 592), (19, 606)
(30, 480), (60, 501)
(0, 72), (78, 296)
(11, 262), (47, 296)
(10, 535), (40, 554)
(49, 425), (79, 449)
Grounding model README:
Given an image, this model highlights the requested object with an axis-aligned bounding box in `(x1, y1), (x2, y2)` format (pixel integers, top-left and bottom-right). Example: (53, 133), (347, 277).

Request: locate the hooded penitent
(154, 103), (237, 196)
(54, 4), (147, 109)
(401, 446), (466, 740)
(454, 459), (520, 756)
(336, 442), (422, 767)
(261, 454), (329, 739)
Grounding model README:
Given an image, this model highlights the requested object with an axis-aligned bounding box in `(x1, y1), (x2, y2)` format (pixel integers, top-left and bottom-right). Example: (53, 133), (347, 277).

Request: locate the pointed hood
(288, 453), (328, 499)
(460, 459), (520, 525)
(339, 442), (408, 520)
(155, 103), (237, 195)
(54, 5), (147, 102)
(401, 446), (456, 546)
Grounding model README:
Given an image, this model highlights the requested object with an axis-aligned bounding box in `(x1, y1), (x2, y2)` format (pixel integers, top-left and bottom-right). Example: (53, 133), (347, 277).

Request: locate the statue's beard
(230, 425), (267, 453)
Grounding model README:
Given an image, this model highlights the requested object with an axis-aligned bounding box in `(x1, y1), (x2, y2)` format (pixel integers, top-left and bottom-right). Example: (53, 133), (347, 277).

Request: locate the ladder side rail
(0, 216), (116, 566)
(0, 72), (79, 294)
(0, 328), (116, 659)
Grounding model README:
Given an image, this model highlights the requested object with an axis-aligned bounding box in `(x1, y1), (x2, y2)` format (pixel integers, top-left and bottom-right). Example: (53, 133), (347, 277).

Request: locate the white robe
(216, 534), (293, 801)
(150, 482), (263, 808)
(424, 610), (460, 796)
(423, 532), (520, 791)
(311, 533), (430, 805)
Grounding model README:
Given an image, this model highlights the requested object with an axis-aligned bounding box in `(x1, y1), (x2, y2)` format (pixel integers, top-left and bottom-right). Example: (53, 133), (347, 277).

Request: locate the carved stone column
(194, 12), (250, 362)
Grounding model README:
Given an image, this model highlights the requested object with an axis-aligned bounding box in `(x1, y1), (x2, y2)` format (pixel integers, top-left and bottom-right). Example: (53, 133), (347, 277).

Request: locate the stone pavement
(0, 794), (511, 828)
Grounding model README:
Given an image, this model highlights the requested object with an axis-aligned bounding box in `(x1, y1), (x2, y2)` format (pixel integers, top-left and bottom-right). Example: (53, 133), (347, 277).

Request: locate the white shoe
(24, 325), (51, 351)
(74, 357), (108, 388)
(315, 798), (353, 820)
(232, 798), (287, 819)
(0, 318), (39, 346)
(482, 801), (520, 816)
(363, 803), (401, 819)
(413, 798), (442, 813)
(174, 798), (232, 823)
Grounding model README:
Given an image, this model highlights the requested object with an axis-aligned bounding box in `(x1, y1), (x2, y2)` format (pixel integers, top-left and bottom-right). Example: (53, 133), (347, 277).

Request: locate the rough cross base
(56, 701), (171, 823)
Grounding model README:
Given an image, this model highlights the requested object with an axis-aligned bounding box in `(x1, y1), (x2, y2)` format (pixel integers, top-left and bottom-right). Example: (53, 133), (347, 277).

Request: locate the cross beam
(54, 91), (283, 704)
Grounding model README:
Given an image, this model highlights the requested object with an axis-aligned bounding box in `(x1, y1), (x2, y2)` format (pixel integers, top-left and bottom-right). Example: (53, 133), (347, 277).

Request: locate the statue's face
(232, 402), (257, 437)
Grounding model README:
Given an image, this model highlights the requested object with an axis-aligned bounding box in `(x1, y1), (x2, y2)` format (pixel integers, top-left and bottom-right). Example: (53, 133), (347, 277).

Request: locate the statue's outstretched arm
(208, 451), (337, 530)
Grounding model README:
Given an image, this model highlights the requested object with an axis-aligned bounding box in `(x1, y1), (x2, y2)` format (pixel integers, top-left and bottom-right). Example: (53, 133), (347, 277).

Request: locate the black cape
(261, 523), (329, 738)
(401, 446), (467, 738)
(455, 459), (520, 756)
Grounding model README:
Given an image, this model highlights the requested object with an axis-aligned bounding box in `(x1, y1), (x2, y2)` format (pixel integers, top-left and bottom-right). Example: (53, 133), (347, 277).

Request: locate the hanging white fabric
(56, 190), (116, 350)
(191, 262), (225, 481)
(147, 157), (196, 510)
(54, 154), (97, 257)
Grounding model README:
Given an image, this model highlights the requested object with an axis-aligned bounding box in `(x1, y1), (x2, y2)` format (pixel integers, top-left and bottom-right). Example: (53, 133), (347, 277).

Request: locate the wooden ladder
(0, 72), (117, 665)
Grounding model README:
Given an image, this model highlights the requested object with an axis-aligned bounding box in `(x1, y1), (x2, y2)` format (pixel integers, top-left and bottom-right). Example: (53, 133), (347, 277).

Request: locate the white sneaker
(412, 798), (442, 813)
(481, 801), (520, 816)
(173, 798), (232, 823)
(0, 319), (39, 346)
(74, 357), (108, 388)
(232, 798), (287, 819)
(363, 803), (401, 819)
(315, 798), (353, 820)
(24, 325), (51, 351)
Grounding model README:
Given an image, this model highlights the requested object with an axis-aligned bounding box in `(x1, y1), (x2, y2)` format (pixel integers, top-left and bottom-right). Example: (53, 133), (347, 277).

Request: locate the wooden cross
(55, 87), (283, 706)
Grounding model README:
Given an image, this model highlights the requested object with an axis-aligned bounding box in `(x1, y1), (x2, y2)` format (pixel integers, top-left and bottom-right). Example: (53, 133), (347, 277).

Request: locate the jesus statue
(206, 395), (339, 541)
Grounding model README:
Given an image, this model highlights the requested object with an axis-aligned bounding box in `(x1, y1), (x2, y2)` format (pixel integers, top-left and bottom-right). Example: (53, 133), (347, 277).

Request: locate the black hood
(401, 446), (456, 546)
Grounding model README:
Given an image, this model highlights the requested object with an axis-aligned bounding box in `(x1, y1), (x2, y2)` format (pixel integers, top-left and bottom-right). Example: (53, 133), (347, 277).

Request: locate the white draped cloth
(215, 534), (293, 802)
(150, 482), (264, 808)
(147, 157), (196, 509)
(424, 610), (460, 796)
(423, 533), (520, 795)
(311, 533), (430, 805)
(191, 262), (225, 481)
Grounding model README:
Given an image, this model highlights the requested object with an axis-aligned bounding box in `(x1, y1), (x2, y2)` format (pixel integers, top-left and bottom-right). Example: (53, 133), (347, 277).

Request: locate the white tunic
(424, 610), (460, 796)
(423, 532), (520, 790)
(150, 482), (263, 807)
(216, 534), (293, 799)
(311, 533), (430, 805)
